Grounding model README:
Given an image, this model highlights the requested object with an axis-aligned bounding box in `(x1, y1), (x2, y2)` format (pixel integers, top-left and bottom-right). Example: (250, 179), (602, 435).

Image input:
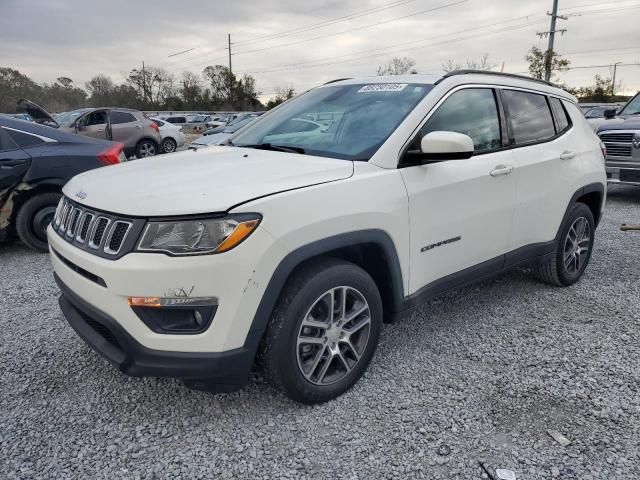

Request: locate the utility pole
(611, 62), (622, 96)
(537, 0), (567, 81)
(227, 34), (233, 105)
(142, 61), (147, 104)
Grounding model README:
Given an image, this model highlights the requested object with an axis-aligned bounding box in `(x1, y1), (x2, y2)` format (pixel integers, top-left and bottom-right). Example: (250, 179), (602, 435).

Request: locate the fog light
(128, 296), (218, 334)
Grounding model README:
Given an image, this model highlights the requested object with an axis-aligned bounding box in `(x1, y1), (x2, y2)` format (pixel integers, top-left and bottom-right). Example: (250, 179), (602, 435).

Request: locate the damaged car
(0, 116), (125, 251)
(17, 99), (162, 159)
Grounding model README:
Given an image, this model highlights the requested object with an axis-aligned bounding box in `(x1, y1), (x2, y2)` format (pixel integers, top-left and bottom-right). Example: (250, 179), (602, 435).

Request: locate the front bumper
(606, 162), (640, 186)
(56, 273), (261, 388)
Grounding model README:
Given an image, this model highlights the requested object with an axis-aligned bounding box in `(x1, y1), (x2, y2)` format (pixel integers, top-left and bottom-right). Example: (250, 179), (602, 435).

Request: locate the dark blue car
(0, 117), (125, 251)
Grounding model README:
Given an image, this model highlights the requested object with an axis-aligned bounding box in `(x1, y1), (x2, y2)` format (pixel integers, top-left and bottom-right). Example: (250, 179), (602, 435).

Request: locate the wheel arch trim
(247, 229), (405, 336)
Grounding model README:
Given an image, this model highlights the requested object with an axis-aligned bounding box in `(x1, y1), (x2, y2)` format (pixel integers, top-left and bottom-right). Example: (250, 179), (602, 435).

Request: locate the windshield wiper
(238, 143), (306, 154)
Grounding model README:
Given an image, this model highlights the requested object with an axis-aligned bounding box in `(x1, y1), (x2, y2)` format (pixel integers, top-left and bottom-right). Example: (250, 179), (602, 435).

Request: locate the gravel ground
(1, 185), (639, 480)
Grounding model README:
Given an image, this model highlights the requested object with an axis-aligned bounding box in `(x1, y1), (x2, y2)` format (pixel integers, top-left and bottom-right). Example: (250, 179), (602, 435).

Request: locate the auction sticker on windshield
(358, 83), (408, 93)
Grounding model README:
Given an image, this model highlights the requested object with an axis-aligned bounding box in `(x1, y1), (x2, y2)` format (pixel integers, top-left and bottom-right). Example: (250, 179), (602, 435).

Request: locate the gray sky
(1, 0), (639, 100)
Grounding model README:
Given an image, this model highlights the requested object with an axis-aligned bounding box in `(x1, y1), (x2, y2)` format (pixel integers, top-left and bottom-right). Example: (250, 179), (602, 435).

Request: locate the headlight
(137, 214), (261, 255)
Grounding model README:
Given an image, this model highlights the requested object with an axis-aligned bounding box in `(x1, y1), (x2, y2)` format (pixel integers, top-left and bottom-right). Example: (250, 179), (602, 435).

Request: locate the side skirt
(394, 240), (555, 319)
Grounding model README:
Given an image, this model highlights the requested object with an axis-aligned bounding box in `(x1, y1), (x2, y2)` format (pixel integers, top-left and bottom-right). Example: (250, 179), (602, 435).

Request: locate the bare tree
(377, 57), (417, 76)
(266, 85), (295, 109)
(442, 54), (496, 72)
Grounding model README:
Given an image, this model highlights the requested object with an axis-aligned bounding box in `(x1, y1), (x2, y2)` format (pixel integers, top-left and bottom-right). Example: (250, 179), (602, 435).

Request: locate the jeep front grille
(51, 197), (145, 259)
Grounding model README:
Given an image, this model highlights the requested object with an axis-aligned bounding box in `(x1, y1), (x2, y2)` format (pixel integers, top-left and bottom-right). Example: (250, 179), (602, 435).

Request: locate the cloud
(1, 0), (638, 96)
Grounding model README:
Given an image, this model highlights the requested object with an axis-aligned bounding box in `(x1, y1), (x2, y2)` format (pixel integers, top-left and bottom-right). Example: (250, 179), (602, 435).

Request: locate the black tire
(15, 193), (62, 252)
(135, 139), (158, 158)
(535, 202), (595, 287)
(161, 137), (177, 154)
(260, 258), (383, 404)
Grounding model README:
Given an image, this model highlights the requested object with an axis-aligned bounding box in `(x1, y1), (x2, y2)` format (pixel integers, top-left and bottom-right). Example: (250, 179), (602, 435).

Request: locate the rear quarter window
(0, 128), (19, 151)
(4, 128), (45, 148)
(502, 90), (556, 145)
(549, 97), (571, 133)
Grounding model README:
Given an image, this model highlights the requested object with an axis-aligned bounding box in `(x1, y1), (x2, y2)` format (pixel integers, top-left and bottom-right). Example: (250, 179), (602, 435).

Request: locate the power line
(164, 0), (467, 73)
(243, 14), (549, 75)
(232, 0), (422, 46)
(231, 0), (469, 58)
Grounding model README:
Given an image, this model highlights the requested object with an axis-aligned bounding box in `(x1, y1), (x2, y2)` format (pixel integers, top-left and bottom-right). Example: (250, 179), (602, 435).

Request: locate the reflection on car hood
(192, 132), (232, 146)
(63, 146), (354, 216)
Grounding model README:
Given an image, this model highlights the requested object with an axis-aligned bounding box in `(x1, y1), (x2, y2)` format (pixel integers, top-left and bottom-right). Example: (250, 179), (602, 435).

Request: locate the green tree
(525, 46), (570, 81)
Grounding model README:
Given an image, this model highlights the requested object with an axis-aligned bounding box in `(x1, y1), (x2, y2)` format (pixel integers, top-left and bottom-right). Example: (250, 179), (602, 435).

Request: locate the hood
(16, 99), (59, 127)
(63, 146), (354, 216)
(596, 115), (640, 133)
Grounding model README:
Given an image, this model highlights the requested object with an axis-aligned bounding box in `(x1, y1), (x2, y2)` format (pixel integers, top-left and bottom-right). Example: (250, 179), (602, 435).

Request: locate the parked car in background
(202, 112), (264, 136)
(597, 92), (640, 186)
(189, 116), (259, 148)
(584, 106), (610, 119)
(150, 118), (187, 153)
(17, 100), (162, 159)
(0, 116), (125, 251)
(50, 72), (605, 403)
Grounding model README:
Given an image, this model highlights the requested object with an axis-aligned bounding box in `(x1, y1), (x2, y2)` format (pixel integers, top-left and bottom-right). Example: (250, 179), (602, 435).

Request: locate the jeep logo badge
(74, 190), (87, 200)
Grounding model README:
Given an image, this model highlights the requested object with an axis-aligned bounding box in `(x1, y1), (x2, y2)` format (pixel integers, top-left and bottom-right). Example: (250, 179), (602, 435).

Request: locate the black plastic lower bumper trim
(55, 273), (261, 389)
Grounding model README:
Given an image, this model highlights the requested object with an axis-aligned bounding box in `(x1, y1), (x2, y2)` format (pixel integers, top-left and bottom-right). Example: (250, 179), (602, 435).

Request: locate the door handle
(0, 159), (27, 168)
(96, 129), (104, 133)
(136, 125), (142, 129)
(560, 150), (576, 160)
(490, 165), (513, 177)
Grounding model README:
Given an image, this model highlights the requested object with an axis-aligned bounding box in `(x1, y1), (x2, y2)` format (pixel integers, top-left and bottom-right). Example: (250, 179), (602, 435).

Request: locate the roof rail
(435, 70), (556, 87)
(323, 78), (352, 85)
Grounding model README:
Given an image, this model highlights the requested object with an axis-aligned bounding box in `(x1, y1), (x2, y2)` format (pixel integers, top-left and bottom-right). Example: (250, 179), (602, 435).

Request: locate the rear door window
(502, 90), (556, 145)
(166, 117), (186, 124)
(110, 111), (137, 124)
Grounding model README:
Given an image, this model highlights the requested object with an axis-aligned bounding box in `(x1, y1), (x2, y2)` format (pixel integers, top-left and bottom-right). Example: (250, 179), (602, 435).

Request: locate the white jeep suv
(49, 71), (606, 404)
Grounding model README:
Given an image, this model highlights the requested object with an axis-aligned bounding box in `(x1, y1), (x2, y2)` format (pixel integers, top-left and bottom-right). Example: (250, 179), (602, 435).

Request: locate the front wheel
(535, 202), (595, 287)
(260, 258), (382, 404)
(135, 140), (158, 158)
(15, 193), (62, 252)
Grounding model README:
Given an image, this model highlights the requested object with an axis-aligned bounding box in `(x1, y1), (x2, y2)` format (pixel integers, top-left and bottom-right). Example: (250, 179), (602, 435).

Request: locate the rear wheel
(135, 139), (157, 158)
(260, 258), (382, 404)
(15, 193), (61, 252)
(535, 202), (595, 286)
(161, 137), (177, 154)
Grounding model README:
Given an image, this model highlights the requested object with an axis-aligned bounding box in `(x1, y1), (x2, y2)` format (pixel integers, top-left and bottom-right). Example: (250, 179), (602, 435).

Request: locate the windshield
(620, 93), (640, 115)
(232, 83), (432, 160)
(56, 108), (91, 126)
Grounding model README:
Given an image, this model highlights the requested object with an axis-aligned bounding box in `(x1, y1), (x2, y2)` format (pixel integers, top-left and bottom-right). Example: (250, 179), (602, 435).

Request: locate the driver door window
(76, 110), (108, 140)
(418, 88), (502, 153)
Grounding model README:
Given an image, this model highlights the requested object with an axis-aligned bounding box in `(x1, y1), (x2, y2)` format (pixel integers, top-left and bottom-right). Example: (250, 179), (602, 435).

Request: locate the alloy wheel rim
(163, 139), (175, 152)
(296, 286), (371, 386)
(140, 143), (156, 156)
(563, 216), (591, 274)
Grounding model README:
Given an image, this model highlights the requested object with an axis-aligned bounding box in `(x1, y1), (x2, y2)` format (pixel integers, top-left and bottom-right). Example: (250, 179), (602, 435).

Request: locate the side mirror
(405, 131), (474, 164)
(604, 108), (617, 120)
